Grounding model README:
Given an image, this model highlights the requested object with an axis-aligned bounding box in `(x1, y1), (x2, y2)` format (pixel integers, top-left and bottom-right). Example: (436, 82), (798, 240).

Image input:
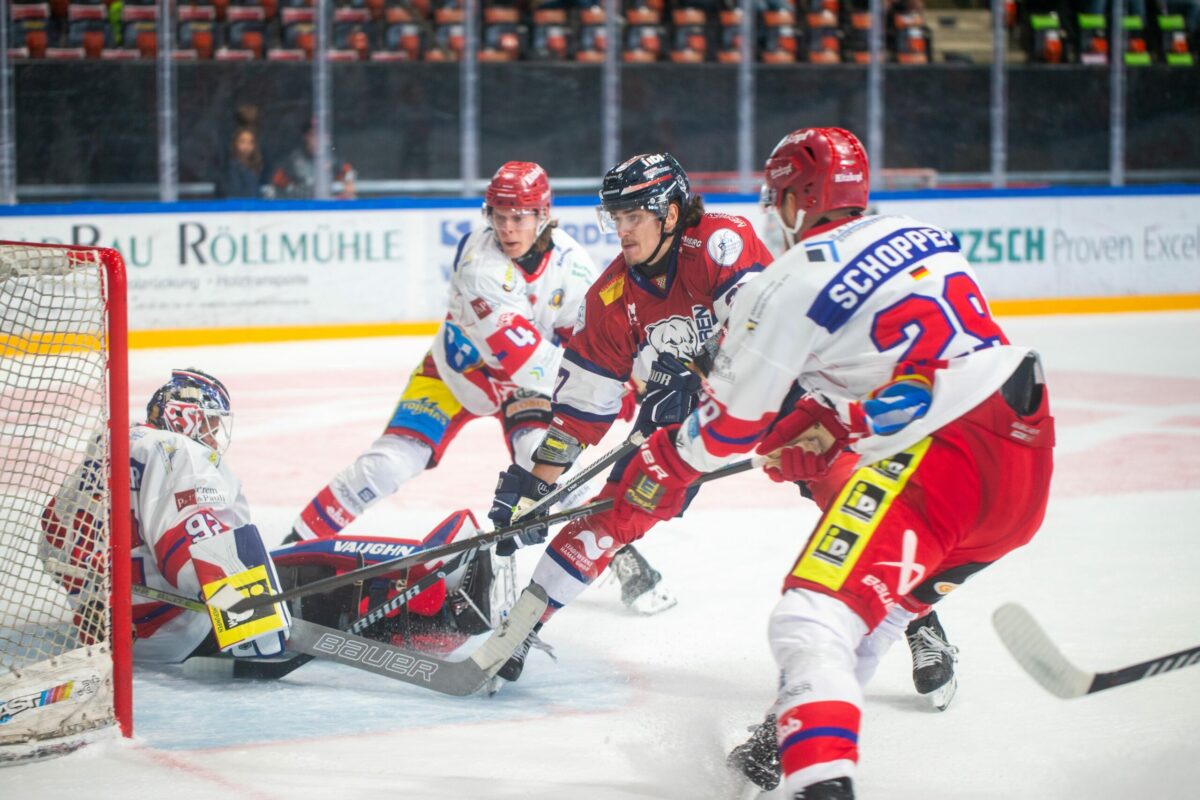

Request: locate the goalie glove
(489, 464), (557, 556)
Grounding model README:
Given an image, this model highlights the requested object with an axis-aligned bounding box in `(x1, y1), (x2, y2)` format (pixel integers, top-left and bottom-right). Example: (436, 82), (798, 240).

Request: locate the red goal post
(0, 242), (131, 763)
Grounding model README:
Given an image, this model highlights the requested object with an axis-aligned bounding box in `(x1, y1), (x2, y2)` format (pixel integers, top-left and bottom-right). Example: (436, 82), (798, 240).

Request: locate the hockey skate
(486, 624), (555, 695)
(610, 545), (677, 615)
(726, 714), (780, 791)
(906, 610), (959, 711)
(795, 777), (854, 799)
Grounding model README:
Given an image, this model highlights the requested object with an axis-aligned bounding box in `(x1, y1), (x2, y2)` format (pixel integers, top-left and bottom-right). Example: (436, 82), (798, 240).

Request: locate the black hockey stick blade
(993, 603), (1200, 699)
(143, 582), (548, 695)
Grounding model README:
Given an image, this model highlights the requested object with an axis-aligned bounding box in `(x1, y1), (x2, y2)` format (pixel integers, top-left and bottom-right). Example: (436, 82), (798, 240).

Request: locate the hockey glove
(489, 464), (557, 556)
(613, 426), (701, 523)
(756, 397), (855, 483)
(636, 352), (702, 428)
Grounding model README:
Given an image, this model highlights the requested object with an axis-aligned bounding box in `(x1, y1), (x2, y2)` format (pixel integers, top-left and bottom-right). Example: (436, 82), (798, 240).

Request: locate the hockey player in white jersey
(41, 369), (291, 664)
(606, 128), (1055, 799)
(287, 161), (672, 613)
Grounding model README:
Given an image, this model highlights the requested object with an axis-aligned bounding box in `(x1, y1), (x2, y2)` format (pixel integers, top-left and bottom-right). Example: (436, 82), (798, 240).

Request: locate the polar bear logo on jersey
(645, 315), (699, 358)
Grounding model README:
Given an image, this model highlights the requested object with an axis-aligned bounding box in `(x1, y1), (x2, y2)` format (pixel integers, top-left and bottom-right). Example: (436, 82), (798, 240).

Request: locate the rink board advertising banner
(1, 188), (1196, 333)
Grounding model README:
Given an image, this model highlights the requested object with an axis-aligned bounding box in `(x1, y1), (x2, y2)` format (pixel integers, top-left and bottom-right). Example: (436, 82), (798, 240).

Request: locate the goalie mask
(147, 368), (233, 454)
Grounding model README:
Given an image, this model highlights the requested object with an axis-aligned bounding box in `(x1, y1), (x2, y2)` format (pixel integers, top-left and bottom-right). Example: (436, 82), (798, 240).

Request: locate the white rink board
(0, 188), (1197, 332)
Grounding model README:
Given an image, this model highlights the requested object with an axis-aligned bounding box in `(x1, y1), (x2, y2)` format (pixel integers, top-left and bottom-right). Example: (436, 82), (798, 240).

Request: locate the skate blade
(485, 676), (505, 697)
(626, 585), (679, 616)
(928, 675), (957, 711)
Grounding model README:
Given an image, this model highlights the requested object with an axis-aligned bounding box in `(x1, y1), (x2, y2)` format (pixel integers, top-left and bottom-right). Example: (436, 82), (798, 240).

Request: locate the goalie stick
(223, 454), (765, 615)
(195, 550), (474, 680)
(992, 603), (1200, 699)
(134, 582), (548, 696)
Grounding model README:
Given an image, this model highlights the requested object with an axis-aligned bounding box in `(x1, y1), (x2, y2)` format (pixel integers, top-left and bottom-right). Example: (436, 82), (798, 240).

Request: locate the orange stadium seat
(669, 7), (707, 63)
(529, 8), (572, 61)
(177, 5), (218, 60)
(223, 4), (266, 57)
(761, 9), (799, 63)
(374, 6), (425, 61)
(717, 8), (743, 63)
(623, 6), (662, 63)
(575, 6), (607, 62)
(480, 6), (522, 62)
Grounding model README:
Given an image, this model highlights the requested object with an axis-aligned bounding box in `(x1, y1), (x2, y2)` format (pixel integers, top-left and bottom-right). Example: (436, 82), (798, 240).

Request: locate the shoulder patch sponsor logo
(549, 288), (564, 308)
(707, 228), (744, 267)
(174, 489), (197, 511)
(599, 274), (625, 305)
(470, 297), (493, 318)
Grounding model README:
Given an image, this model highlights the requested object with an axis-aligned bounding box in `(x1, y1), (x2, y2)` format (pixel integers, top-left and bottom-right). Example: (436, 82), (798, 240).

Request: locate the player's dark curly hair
(680, 195), (705, 229)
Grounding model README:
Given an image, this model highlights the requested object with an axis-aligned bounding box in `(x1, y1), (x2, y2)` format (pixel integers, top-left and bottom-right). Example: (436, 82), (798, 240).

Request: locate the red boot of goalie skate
(906, 610), (959, 711)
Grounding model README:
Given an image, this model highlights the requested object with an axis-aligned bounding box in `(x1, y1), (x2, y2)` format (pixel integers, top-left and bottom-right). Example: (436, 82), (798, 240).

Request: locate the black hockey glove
(637, 351), (703, 428)
(489, 464), (557, 556)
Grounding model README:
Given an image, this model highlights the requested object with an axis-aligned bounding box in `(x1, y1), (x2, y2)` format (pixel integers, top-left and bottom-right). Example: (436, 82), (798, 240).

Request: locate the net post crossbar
(0, 241), (131, 764)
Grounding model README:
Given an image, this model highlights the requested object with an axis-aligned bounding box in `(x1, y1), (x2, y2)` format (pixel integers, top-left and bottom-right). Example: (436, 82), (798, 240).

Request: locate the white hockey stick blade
(992, 603), (1092, 699)
(466, 583), (549, 676)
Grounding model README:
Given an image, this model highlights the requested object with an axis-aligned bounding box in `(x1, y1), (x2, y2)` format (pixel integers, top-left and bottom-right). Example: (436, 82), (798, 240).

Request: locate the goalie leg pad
(193, 525), (292, 657)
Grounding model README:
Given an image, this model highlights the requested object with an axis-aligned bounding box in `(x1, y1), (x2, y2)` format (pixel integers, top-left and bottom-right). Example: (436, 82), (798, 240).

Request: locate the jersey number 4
(871, 272), (1007, 361)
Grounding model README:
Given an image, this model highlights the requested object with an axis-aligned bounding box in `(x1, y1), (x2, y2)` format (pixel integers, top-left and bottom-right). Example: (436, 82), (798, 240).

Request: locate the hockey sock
(777, 701), (860, 793)
(530, 517), (621, 618)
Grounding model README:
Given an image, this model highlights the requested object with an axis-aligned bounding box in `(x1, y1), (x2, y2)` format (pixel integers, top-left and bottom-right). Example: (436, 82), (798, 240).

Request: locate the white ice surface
(4, 311), (1200, 799)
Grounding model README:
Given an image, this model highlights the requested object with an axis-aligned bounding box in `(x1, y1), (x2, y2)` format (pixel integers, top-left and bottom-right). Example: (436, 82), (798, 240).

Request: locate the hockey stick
(992, 603), (1200, 699)
(209, 551), (473, 680)
(134, 582), (548, 696)
(222, 431), (649, 615)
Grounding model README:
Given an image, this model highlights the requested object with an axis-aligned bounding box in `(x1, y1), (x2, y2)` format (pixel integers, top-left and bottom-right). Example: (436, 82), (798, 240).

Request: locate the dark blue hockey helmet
(596, 153), (690, 232)
(146, 368), (233, 453)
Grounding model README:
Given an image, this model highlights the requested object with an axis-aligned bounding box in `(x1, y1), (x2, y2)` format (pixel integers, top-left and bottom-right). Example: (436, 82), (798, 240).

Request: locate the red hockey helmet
(761, 128), (869, 247)
(485, 161), (552, 212)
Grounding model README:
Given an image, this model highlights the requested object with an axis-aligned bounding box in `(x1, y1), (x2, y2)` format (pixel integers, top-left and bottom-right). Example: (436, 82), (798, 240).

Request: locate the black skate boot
(727, 714), (780, 791)
(490, 623), (555, 693)
(610, 545), (677, 615)
(906, 610), (959, 711)
(794, 777), (854, 800)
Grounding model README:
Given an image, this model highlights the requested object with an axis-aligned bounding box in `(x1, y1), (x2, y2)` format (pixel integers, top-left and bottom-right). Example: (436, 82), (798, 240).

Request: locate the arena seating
(3, 0), (1194, 65)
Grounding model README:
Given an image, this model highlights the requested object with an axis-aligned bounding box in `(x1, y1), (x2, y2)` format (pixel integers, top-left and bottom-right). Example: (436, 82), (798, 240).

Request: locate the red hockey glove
(763, 447), (834, 483)
(613, 426), (701, 523)
(756, 397), (858, 482)
(618, 381), (639, 423)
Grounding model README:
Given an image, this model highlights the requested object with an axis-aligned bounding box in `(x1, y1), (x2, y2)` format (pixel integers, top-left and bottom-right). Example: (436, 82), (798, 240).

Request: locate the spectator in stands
(214, 127), (268, 200)
(273, 119), (358, 200)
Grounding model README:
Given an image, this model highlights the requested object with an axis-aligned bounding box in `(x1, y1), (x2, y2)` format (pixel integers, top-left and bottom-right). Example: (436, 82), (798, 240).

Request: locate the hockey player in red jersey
(487, 152), (774, 681)
(605, 128), (1055, 799)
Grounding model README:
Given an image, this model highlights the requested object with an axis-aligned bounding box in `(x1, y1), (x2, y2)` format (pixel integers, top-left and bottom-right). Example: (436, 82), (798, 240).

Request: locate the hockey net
(0, 242), (130, 764)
